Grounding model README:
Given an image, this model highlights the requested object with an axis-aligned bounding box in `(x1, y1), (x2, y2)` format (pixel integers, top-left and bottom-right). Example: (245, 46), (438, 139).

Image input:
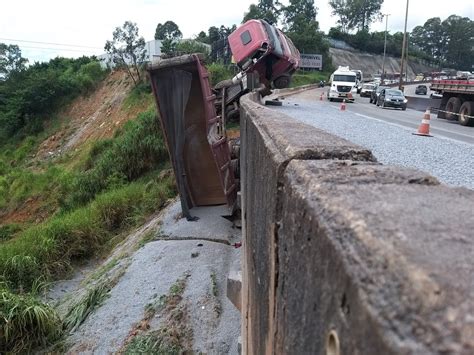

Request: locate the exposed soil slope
(35, 70), (139, 160)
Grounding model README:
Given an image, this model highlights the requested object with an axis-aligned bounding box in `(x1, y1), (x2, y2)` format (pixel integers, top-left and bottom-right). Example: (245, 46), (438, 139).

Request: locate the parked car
(370, 85), (390, 104)
(415, 85), (428, 95)
(376, 89), (407, 110)
(360, 83), (376, 97)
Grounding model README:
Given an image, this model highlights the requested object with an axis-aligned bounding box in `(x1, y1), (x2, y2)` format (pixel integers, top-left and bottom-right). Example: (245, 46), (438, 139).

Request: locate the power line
(0, 37), (102, 49)
(11, 45), (100, 53)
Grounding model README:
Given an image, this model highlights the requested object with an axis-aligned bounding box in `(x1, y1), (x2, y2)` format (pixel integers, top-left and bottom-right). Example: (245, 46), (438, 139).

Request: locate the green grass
(62, 282), (110, 332)
(0, 176), (176, 292)
(0, 75), (177, 353)
(0, 286), (63, 353)
(123, 274), (191, 354)
(290, 70), (330, 87)
(122, 82), (154, 111)
(0, 224), (22, 242)
(207, 63), (236, 86)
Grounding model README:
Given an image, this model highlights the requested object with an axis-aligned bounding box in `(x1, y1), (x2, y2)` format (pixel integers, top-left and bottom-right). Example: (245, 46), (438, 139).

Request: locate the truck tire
(273, 75), (291, 89)
(445, 97), (462, 121)
(459, 101), (474, 126)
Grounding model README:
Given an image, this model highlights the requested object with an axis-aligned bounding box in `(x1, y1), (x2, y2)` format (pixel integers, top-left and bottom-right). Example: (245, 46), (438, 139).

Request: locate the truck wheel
(445, 97), (462, 121)
(273, 75), (291, 89)
(459, 101), (474, 126)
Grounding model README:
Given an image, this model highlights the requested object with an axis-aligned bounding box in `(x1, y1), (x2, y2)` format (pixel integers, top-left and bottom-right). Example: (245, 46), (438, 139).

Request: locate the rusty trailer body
(148, 54), (237, 219)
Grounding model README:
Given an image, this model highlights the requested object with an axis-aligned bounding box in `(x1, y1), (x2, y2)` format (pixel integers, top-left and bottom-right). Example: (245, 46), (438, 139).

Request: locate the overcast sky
(1, 0), (472, 62)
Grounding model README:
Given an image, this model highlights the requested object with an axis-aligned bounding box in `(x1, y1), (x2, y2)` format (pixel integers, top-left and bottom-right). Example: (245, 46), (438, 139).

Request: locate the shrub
(0, 175), (175, 292)
(207, 63), (236, 86)
(0, 287), (62, 353)
(63, 109), (168, 209)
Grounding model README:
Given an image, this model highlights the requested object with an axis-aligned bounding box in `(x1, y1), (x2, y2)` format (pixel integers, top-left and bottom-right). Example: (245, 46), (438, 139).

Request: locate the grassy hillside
(0, 61), (176, 352)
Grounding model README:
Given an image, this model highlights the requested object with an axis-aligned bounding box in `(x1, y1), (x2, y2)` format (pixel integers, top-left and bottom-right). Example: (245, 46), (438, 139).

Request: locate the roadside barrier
(431, 107), (474, 120)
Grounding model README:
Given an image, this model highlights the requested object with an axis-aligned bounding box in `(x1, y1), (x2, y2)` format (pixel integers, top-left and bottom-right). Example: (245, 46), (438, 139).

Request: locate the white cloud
(1, 0), (472, 62)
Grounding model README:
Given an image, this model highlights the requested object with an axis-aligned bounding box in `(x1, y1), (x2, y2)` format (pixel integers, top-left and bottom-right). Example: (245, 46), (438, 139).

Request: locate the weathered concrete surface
(406, 95), (442, 112)
(240, 91), (474, 354)
(227, 271), (242, 312)
(276, 160), (474, 354)
(239, 93), (375, 355)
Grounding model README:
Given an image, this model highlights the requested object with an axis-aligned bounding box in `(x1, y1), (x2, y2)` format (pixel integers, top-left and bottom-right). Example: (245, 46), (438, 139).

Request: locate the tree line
(2, 0), (472, 142)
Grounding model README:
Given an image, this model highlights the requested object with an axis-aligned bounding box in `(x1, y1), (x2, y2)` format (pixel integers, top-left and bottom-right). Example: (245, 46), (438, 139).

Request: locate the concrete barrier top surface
(240, 89), (474, 354)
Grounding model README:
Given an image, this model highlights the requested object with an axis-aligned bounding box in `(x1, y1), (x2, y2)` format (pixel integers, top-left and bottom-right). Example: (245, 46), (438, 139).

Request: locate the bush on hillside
(0, 57), (107, 143)
(207, 63), (236, 86)
(0, 287), (62, 353)
(62, 109), (168, 209)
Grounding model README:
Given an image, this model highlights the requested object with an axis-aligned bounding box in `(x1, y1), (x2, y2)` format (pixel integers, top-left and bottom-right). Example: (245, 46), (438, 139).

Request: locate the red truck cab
(228, 19), (300, 89)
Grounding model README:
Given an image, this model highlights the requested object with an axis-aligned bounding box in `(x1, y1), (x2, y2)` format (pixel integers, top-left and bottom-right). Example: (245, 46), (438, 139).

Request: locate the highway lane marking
(345, 105), (474, 139)
(305, 104), (473, 145)
(349, 111), (474, 145)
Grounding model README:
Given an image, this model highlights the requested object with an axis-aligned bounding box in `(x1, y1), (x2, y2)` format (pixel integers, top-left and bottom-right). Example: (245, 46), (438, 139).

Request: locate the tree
(243, 0), (281, 24)
(0, 44), (28, 79)
(328, 0), (352, 33)
(283, 0), (318, 33)
(409, 17), (445, 61)
(154, 21), (183, 57)
(442, 15), (474, 70)
(104, 21), (146, 86)
(154, 21), (182, 41)
(176, 40), (210, 59)
(350, 0), (383, 31)
(329, 0), (383, 32)
(196, 31), (209, 44)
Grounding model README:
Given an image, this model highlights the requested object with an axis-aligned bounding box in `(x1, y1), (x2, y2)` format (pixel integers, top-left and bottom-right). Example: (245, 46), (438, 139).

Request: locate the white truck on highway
(327, 66), (357, 102)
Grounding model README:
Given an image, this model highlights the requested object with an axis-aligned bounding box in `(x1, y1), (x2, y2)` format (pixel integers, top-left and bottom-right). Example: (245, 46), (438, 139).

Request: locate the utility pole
(399, 0), (409, 91)
(382, 14), (390, 84)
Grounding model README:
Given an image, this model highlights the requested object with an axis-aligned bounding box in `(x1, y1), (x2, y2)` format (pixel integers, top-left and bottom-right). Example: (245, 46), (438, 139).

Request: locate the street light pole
(382, 14), (390, 84)
(399, 0), (409, 91)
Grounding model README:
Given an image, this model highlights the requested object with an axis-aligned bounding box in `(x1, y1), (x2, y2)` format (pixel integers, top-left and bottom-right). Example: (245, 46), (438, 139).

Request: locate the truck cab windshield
(334, 75), (356, 82)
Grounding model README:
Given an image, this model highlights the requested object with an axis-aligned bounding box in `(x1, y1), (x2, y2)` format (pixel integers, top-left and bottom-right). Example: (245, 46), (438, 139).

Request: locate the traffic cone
(340, 99), (346, 111)
(413, 109), (433, 137)
(320, 92), (324, 101)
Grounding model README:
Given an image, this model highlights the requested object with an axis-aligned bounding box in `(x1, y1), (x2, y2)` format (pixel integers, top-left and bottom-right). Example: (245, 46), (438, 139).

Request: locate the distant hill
(329, 47), (438, 81)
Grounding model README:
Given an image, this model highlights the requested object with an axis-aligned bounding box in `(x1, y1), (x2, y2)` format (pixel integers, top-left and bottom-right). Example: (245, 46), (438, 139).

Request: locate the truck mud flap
(148, 54), (237, 218)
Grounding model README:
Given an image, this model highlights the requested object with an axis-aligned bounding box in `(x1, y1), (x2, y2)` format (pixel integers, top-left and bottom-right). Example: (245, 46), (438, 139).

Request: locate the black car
(415, 85), (427, 95)
(369, 85), (390, 104)
(376, 89), (407, 110)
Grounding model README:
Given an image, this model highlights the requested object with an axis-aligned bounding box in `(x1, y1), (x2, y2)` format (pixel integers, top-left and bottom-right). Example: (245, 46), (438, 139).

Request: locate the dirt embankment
(329, 47), (437, 80)
(35, 70), (140, 161)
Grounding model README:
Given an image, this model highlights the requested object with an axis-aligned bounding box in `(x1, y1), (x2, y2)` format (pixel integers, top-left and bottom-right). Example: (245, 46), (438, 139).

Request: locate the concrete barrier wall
(405, 96), (441, 112)
(240, 92), (474, 354)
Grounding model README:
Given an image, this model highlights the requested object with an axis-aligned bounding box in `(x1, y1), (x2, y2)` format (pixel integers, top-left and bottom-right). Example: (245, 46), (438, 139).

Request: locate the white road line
(353, 112), (413, 132)
(351, 112), (473, 146)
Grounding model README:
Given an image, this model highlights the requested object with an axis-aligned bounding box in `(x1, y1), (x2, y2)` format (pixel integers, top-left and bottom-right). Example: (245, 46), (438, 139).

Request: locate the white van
(327, 66), (357, 102)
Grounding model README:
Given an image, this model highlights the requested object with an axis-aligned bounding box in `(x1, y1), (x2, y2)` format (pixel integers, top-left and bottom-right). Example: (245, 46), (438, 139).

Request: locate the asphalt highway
(309, 87), (474, 145)
(270, 87), (474, 189)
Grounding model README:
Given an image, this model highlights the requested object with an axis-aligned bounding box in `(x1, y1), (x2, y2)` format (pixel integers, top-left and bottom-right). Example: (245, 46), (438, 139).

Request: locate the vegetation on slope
(0, 60), (176, 352)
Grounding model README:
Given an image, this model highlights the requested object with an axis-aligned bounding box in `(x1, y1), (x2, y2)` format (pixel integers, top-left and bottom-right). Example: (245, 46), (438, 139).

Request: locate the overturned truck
(147, 20), (300, 218)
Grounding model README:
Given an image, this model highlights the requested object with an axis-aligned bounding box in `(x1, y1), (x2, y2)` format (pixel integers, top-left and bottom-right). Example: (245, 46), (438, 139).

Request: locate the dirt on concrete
(52, 199), (241, 354)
